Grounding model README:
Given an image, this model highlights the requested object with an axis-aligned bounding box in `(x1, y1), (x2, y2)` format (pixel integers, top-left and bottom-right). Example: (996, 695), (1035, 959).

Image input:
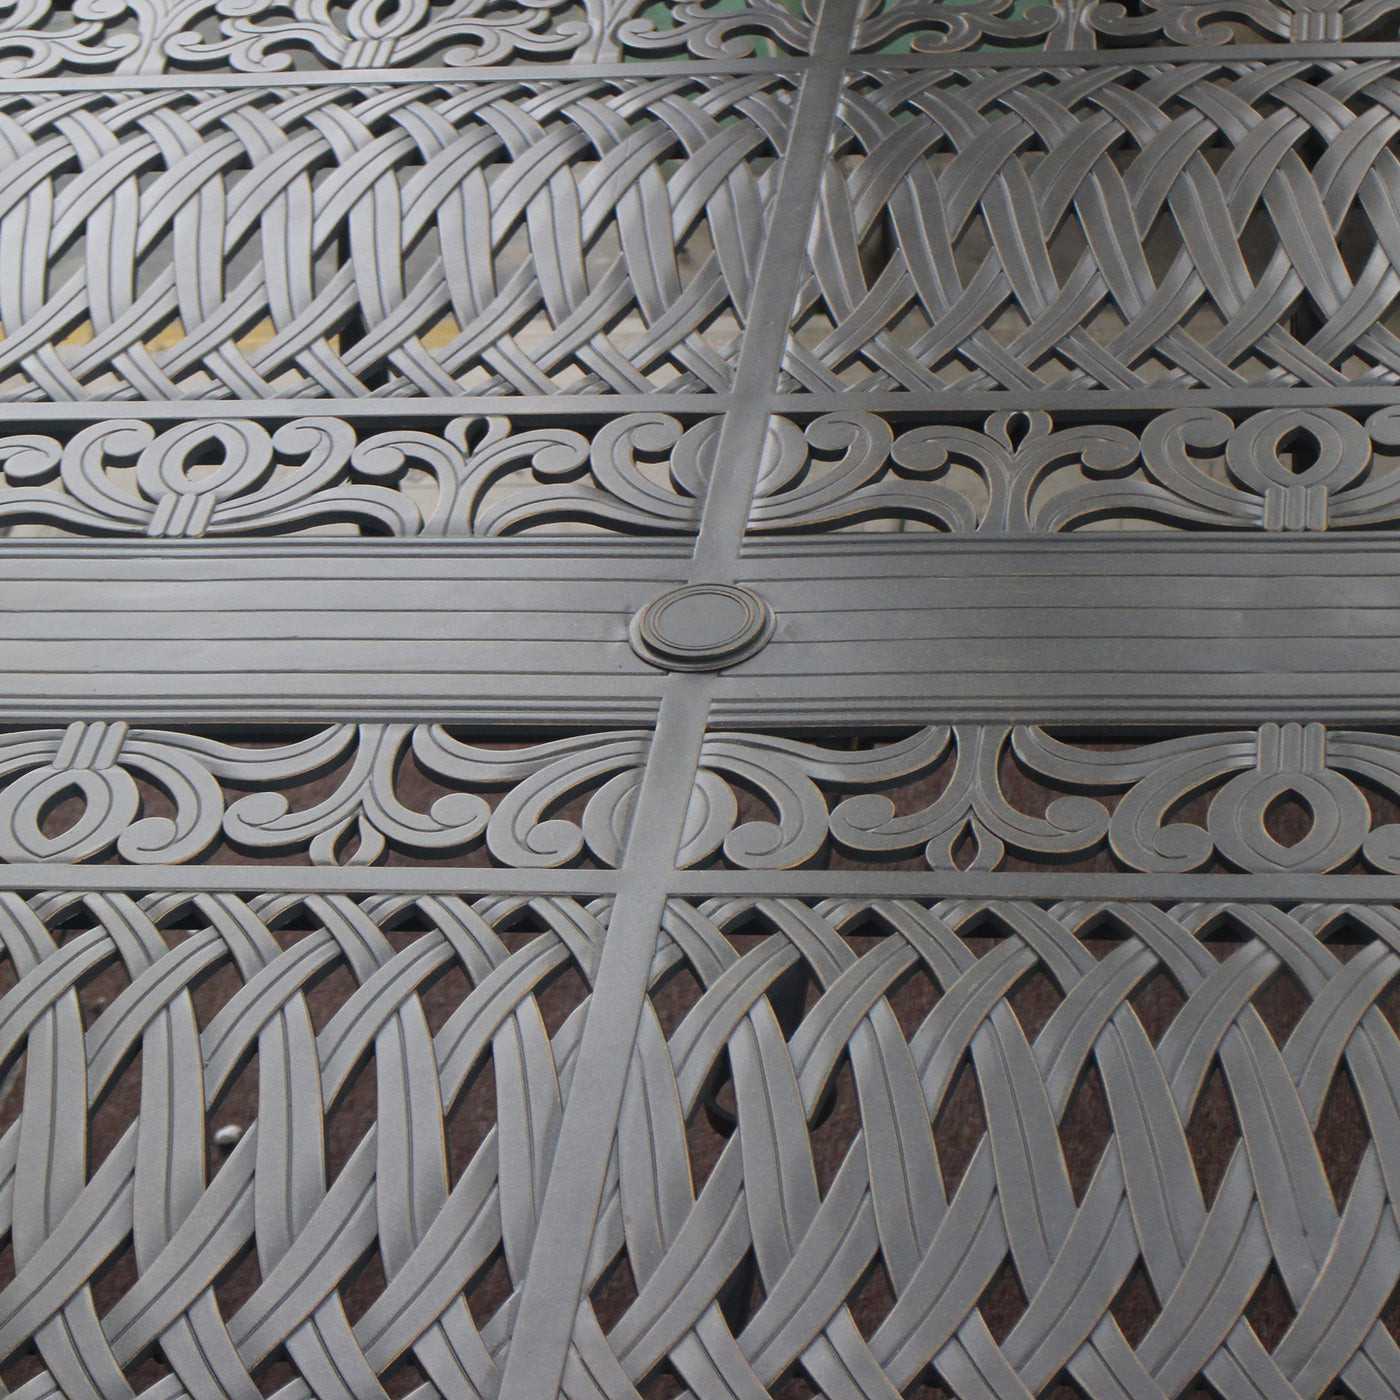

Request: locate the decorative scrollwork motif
(0, 80), (790, 400)
(1090, 0), (1400, 44)
(32, 719), (1400, 874)
(0, 720), (648, 865)
(850, 0), (1400, 48)
(0, 0), (814, 75)
(686, 722), (1400, 872)
(850, 0), (1100, 51)
(793, 64), (1400, 395)
(751, 407), (1400, 532)
(0, 413), (709, 536)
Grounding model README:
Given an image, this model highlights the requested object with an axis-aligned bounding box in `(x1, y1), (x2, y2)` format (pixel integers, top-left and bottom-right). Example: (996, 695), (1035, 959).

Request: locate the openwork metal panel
(6, 3), (1400, 1400)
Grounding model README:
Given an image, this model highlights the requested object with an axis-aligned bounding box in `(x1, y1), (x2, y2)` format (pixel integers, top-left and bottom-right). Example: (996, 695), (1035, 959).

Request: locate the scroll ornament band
(685, 722), (1400, 873)
(751, 408), (1400, 534)
(853, 0), (1400, 47)
(0, 0), (1389, 72)
(0, 0), (815, 75)
(0, 415), (709, 537)
(11, 719), (1400, 873)
(0, 722), (652, 866)
(7, 408), (1400, 539)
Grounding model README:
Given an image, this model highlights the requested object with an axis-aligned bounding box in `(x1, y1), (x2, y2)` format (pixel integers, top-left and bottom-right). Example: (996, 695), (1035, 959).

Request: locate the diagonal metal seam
(491, 679), (711, 1398)
(690, 0), (864, 578)
(493, 7), (862, 1392)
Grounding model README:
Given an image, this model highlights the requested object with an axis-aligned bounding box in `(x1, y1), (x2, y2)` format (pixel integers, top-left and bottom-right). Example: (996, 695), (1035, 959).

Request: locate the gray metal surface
(13, 537), (1400, 722)
(3, 3), (1400, 1399)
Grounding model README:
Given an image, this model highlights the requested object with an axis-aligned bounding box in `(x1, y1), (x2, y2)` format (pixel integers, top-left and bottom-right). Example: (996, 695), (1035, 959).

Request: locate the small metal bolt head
(213, 1124), (244, 1148)
(629, 584), (775, 671)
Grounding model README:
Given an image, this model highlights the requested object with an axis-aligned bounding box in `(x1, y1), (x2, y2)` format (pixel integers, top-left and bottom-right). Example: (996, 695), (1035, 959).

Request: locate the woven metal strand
(3, 894), (1400, 1397)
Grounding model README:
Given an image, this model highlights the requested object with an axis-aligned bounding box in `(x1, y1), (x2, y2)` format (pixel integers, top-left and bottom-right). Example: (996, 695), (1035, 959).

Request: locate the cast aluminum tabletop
(1, 1), (1399, 1397)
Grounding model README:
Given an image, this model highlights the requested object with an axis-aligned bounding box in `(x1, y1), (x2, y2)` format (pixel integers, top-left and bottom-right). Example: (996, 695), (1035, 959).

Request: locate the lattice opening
(103, 1239), (177, 1392)
(1380, 1275), (1400, 1347)
(883, 953), (943, 1042)
(1185, 1060), (1243, 1209)
(1331, 202), (1377, 287)
(979, 1260), (1030, 1343)
(701, 1044), (739, 1137)
(537, 961), (590, 1040)
(304, 959), (360, 1035)
(0, 1234), (42, 1390)
(1129, 967), (1188, 1045)
(591, 1248), (640, 1334)
(651, 958), (705, 1040)
(417, 956), (472, 1038)
(949, 204), (993, 279)
(769, 1367), (822, 1399)
(254, 1347), (301, 1398)
(380, 1354), (430, 1399)
(1315, 1066), (1370, 1209)
(0, 1334), (45, 1393)
(371, 899), (429, 951)
(1058, 1062), (1113, 1204)
(0, 1044), (20, 1167)
(639, 1364), (687, 1399)
(464, 1246), (513, 1333)
(324, 1047), (376, 1184)
(882, 300), (941, 374)
(1044, 1381), (1100, 1400)
(1042, 1381), (1097, 1400)
(495, 902), (557, 954)
(213, 1236), (263, 1340)
(1081, 298), (1133, 359)
(444, 1042), (496, 1191)
(850, 1254), (898, 1341)
(1244, 1263), (1297, 1353)
(341, 1241), (389, 1326)
(808, 1054), (860, 1196)
(1253, 965), (1309, 1049)
(1373, 964), (1400, 1045)
(1109, 1260), (1162, 1348)
(208, 1047), (258, 1177)
(89, 1042), (142, 1175)
(858, 208), (897, 289)
(1046, 212), (1090, 288)
(784, 306), (848, 386)
(1309, 911), (1372, 963)
(984, 301), (1034, 359)
(712, 1243), (761, 1342)
(1009, 965), (1064, 1043)
(934, 1054), (988, 1201)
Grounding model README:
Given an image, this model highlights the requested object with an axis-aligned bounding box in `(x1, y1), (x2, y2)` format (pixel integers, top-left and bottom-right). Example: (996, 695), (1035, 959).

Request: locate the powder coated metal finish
(4, 3), (1400, 1399)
